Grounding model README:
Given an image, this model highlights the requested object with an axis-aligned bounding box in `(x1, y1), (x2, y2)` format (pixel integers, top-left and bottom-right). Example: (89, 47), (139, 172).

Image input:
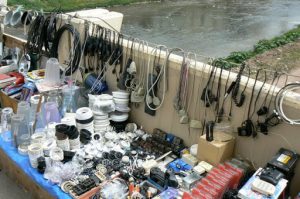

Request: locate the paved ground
(0, 171), (32, 199)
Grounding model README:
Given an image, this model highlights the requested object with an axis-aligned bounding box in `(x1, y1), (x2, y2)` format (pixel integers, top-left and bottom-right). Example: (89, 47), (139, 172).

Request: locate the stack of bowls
(112, 91), (130, 113)
(111, 91), (131, 132)
(92, 94), (114, 134)
(76, 107), (94, 134)
(93, 112), (110, 133)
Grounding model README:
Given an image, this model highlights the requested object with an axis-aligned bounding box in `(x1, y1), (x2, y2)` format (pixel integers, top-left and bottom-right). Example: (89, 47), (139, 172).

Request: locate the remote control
(251, 178), (276, 196)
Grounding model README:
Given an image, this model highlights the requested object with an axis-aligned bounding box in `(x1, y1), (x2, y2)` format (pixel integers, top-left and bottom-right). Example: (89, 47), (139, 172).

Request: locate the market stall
(0, 6), (300, 199)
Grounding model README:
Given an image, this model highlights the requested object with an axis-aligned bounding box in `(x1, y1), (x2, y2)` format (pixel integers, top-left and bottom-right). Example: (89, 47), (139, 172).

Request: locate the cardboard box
(197, 132), (235, 166)
(0, 90), (18, 112)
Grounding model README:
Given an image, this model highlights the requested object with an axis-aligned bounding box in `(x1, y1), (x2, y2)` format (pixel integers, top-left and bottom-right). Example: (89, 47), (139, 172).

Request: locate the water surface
(112, 0), (300, 58)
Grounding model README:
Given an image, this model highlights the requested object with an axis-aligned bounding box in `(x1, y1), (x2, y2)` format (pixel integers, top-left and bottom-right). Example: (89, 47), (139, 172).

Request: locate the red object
(182, 192), (193, 199)
(224, 163), (244, 187)
(8, 72), (24, 85)
(209, 170), (230, 188)
(129, 183), (135, 195)
(206, 175), (227, 195)
(201, 178), (224, 198)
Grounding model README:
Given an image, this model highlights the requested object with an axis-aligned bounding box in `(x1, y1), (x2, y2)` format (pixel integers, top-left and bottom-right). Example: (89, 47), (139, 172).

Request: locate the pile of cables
(50, 23), (81, 76)
(26, 15), (46, 54)
(26, 13), (59, 56)
(275, 83), (300, 125)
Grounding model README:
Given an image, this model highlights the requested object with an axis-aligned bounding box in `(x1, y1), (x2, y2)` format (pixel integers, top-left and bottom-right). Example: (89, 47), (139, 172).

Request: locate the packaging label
(277, 154), (291, 164)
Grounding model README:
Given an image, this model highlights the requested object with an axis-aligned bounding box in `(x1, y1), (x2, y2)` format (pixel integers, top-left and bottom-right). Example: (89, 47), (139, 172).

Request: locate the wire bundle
(50, 24), (81, 76)
(275, 83), (300, 125)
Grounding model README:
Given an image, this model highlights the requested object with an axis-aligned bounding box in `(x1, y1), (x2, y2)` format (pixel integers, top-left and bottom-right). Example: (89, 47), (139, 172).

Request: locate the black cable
(249, 70), (267, 119)
(231, 63), (247, 107)
(257, 72), (278, 116)
(216, 67), (232, 122)
(50, 23), (81, 76)
(26, 15), (46, 55)
(237, 69), (261, 137)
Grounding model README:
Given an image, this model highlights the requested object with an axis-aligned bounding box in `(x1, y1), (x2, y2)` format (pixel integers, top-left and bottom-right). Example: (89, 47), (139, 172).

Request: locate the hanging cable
(50, 23), (81, 76)
(275, 83), (300, 125)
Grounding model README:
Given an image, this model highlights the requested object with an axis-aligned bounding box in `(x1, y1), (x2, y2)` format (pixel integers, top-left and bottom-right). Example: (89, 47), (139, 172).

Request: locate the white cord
(275, 83), (300, 125)
(145, 45), (168, 111)
(269, 132), (296, 152)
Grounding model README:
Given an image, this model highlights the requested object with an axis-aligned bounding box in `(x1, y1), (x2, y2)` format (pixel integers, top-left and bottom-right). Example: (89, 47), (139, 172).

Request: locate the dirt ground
(245, 38), (300, 86)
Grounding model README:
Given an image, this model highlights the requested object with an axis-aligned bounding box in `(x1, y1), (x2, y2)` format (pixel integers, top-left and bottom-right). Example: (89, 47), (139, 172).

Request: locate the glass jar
(17, 101), (30, 123)
(43, 101), (61, 123)
(30, 95), (45, 123)
(1, 107), (13, 142)
(11, 114), (30, 148)
(214, 116), (234, 142)
(61, 85), (79, 116)
(46, 90), (62, 108)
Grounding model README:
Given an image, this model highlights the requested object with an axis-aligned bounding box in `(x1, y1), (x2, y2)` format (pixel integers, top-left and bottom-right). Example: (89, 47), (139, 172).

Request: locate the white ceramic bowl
(110, 113), (129, 122)
(115, 106), (131, 113)
(94, 119), (110, 125)
(112, 91), (130, 99)
(113, 98), (129, 104)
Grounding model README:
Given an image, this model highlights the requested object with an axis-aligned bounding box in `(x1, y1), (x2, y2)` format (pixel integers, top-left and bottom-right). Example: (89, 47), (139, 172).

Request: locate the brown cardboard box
(0, 90), (18, 112)
(197, 132), (235, 166)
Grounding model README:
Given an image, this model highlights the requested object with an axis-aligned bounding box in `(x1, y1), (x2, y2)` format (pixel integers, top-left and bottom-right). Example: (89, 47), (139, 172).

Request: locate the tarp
(0, 135), (72, 199)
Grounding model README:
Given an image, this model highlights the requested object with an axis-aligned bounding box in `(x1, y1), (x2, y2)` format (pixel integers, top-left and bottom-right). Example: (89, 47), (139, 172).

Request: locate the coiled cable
(50, 23), (81, 76)
(275, 83), (300, 125)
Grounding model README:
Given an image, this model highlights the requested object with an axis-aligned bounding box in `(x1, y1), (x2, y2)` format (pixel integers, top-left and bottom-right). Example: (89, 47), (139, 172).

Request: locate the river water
(111, 0), (300, 58)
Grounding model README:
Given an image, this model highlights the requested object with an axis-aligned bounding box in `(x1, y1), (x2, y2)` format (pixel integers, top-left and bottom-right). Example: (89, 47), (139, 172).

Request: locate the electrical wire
(50, 23), (81, 76)
(275, 83), (300, 125)
(145, 45), (168, 111)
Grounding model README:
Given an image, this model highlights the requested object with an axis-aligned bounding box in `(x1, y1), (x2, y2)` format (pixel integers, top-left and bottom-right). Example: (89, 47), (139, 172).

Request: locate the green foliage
(8, 0), (150, 12)
(216, 25), (300, 68)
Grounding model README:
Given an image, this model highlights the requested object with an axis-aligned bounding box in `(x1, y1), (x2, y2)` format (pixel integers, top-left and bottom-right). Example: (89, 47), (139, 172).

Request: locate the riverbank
(215, 26), (300, 70)
(8, 0), (155, 12)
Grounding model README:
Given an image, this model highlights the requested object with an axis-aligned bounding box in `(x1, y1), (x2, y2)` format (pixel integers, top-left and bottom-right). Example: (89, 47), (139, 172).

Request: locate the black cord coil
(50, 24), (81, 76)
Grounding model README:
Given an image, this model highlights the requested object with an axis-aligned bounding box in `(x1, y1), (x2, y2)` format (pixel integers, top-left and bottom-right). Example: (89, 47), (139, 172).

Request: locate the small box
(197, 132), (235, 166)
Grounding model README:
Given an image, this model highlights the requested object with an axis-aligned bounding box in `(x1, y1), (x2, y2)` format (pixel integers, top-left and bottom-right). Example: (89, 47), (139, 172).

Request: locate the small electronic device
(193, 164), (206, 175)
(251, 178), (276, 196)
(198, 161), (213, 172)
(205, 121), (214, 142)
(182, 154), (198, 166)
(267, 148), (299, 177)
(259, 167), (284, 185)
(183, 172), (202, 189)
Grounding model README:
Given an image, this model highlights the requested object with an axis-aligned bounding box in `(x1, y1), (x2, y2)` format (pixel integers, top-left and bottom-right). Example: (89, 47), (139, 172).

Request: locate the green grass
(8, 0), (150, 12)
(214, 25), (300, 68)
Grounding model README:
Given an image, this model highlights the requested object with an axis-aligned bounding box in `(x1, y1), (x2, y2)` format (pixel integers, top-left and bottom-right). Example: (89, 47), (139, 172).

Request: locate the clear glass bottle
(1, 107), (13, 142)
(17, 101), (30, 123)
(47, 90), (62, 109)
(61, 85), (79, 116)
(43, 101), (61, 124)
(11, 114), (30, 148)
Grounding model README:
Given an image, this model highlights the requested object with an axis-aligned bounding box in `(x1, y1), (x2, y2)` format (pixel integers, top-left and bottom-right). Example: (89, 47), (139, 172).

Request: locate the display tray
(0, 136), (71, 199)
